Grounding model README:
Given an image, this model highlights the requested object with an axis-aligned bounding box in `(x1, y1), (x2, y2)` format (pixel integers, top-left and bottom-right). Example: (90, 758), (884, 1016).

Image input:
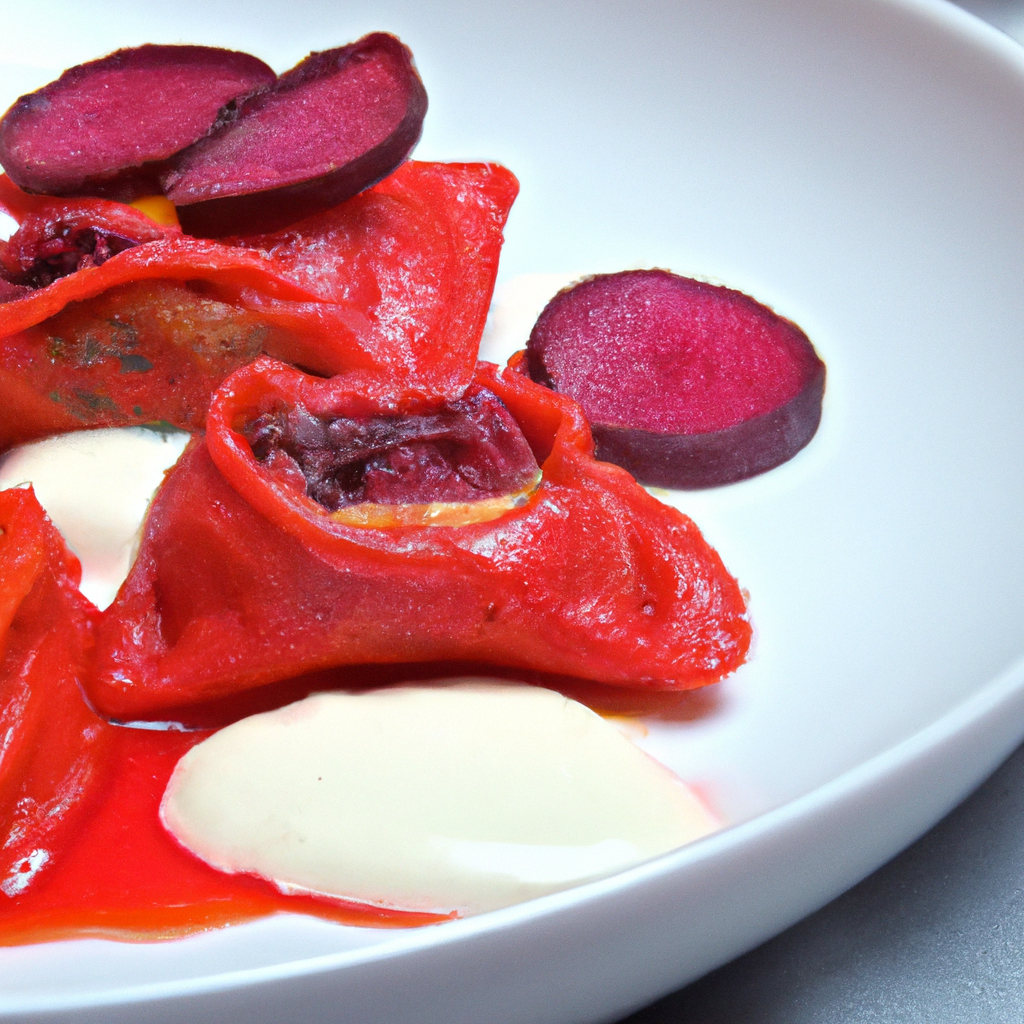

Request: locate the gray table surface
(619, 2), (1024, 1021)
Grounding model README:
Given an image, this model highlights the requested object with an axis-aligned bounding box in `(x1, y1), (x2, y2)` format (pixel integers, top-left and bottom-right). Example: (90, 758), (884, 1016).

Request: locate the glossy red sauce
(0, 723), (452, 945)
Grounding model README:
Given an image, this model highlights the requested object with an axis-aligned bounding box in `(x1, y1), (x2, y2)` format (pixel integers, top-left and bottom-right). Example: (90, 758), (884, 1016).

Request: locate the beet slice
(0, 45), (276, 201)
(524, 270), (825, 489)
(163, 34), (428, 237)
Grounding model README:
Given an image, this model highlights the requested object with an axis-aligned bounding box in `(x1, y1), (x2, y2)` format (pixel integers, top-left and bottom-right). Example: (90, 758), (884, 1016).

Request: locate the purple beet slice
(0, 45), (276, 202)
(162, 34), (428, 237)
(525, 270), (826, 489)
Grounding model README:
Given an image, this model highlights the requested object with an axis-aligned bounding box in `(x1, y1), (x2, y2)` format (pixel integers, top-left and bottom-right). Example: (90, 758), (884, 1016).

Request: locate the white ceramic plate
(3, 0), (1024, 1020)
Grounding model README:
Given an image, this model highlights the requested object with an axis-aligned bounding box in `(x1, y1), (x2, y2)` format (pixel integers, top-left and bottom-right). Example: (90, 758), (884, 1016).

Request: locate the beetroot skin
(524, 270), (825, 489)
(163, 34), (428, 236)
(0, 45), (275, 201)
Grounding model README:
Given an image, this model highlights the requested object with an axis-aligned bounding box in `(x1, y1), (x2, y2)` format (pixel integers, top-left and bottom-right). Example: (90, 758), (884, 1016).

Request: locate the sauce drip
(0, 725), (450, 946)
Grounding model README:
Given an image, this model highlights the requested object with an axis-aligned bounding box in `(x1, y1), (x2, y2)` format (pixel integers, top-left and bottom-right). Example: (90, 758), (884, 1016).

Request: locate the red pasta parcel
(0, 487), (112, 901)
(86, 357), (751, 721)
(226, 160), (519, 400)
(0, 161), (518, 452)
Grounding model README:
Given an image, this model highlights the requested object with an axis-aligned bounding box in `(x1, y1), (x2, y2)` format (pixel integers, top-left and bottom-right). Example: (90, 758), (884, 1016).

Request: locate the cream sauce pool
(161, 682), (718, 915)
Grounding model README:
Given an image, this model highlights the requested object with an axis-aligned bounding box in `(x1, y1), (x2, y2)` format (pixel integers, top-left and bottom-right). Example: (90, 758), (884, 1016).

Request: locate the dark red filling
(244, 386), (540, 510)
(1, 224), (141, 291)
(0, 202), (169, 301)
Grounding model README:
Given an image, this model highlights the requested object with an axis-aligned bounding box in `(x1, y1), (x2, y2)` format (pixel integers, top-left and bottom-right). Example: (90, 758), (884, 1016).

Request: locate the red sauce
(0, 724), (452, 945)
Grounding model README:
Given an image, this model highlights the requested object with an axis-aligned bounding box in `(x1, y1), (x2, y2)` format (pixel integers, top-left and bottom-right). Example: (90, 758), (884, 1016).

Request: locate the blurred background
(956, 0), (1024, 39)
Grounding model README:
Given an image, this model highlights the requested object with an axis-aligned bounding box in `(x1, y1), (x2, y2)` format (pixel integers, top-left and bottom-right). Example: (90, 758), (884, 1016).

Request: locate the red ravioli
(525, 270), (825, 488)
(86, 358), (751, 721)
(0, 487), (110, 899)
(0, 162), (517, 451)
(229, 160), (519, 399)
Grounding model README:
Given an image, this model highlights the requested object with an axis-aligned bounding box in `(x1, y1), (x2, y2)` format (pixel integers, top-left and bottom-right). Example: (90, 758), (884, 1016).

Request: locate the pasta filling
(244, 385), (542, 524)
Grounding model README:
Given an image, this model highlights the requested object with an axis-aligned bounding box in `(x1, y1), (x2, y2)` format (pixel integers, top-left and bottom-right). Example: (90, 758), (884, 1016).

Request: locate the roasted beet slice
(0, 45), (276, 201)
(163, 34), (428, 236)
(524, 270), (825, 489)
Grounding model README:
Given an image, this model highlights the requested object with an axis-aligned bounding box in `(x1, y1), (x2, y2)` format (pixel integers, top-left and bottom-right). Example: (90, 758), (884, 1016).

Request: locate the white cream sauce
(0, 427), (189, 608)
(161, 681), (718, 916)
